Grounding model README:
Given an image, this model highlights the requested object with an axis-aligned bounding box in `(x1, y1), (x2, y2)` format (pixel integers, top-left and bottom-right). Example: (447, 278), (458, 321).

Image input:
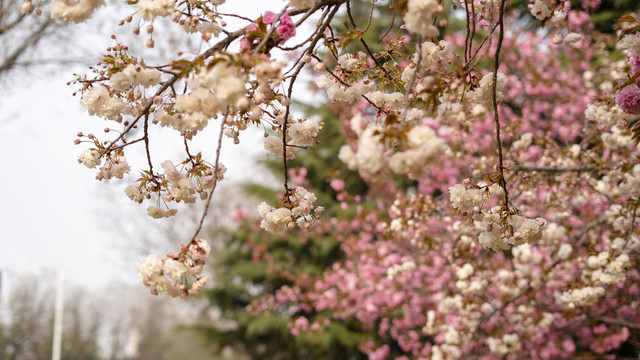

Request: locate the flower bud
(21, 1), (34, 14)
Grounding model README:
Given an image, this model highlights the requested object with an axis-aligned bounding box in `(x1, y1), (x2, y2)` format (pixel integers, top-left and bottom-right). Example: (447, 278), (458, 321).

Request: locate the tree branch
(189, 114), (226, 243)
(594, 315), (640, 330)
(511, 165), (599, 174)
(491, 0), (508, 209)
(281, 4), (342, 195)
(0, 17), (53, 77)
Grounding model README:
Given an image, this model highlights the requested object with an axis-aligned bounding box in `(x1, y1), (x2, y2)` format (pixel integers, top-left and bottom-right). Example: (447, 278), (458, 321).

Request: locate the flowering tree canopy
(21, 0), (640, 358)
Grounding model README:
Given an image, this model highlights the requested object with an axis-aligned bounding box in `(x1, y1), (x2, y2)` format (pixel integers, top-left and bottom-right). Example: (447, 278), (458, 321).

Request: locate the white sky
(0, 0), (319, 292)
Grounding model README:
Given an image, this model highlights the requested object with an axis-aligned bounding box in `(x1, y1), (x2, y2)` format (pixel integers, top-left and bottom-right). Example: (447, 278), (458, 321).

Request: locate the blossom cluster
(48, 0), (104, 23)
(73, 35), (292, 218)
(258, 186), (323, 233)
(137, 239), (211, 297)
(264, 118), (320, 159)
(403, 0), (443, 38)
(240, 11), (297, 53)
(338, 116), (448, 181)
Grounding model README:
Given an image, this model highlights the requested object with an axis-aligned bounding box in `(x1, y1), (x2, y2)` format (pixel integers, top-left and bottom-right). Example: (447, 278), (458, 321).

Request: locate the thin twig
(184, 137), (197, 167)
(311, 53), (385, 113)
(363, 0), (375, 34)
(346, 0), (392, 80)
(109, 137), (145, 151)
(379, 5), (398, 43)
(594, 315), (640, 330)
(284, 6), (333, 75)
(346, 0), (357, 28)
(511, 165), (599, 174)
(360, 37), (392, 80)
(189, 116), (226, 243)
(622, 201), (638, 252)
(143, 113), (154, 176)
(281, 4), (342, 194)
(278, 6), (330, 51)
(404, 35), (422, 99)
(214, 11), (253, 22)
(463, 22), (499, 72)
(464, 0), (471, 62)
(470, 0), (476, 57)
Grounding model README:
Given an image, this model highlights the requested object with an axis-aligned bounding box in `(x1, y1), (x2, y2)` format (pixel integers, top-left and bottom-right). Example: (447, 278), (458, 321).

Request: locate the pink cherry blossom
(615, 83), (640, 114)
(276, 13), (296, 41)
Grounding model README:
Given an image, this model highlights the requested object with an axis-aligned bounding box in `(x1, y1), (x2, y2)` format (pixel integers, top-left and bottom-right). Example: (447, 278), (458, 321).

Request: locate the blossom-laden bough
(23, 0), (640, 358)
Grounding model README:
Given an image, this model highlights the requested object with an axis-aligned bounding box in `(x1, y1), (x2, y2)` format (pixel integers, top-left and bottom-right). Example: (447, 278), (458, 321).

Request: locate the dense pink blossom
(615, 83), (640, 114)
(631, 53), (640, 74)
(276, 13), (296, 41)
(262, 11), (276, 25)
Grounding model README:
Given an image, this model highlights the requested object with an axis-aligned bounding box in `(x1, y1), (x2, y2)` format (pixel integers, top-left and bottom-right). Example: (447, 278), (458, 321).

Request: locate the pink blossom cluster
(240, 11), (296, 53)
(251, 4), (639, 360)
(615, 26), (640, 114)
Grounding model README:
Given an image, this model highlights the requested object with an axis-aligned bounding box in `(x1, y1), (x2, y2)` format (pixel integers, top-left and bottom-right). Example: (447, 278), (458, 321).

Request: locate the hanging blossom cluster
(449, 180), (547, 251)
(264, 118), (320, 159)
(67, 7), (317, 222)
(258, 186), (324, 233)
(338, 116), (448, 181)
(24, 0), (343, 293)
(527, 0), (563, 22)
(403, 0), (443, 37)
(137, 239), (211, 297)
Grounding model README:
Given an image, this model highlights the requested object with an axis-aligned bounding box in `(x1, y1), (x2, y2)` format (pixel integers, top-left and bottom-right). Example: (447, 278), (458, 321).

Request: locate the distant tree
(0, 274), (219, 360)
(0, 273), (100, 360)
(0, 3), (57, 79)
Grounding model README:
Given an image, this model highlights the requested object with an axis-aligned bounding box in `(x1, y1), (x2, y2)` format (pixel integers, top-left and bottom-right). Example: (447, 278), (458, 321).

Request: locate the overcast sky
(0, 0), (312, 294)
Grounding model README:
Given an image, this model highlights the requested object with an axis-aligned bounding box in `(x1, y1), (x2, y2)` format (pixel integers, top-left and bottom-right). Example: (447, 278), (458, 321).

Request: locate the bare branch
(594, 315), (640, 330)
(281, 4), (342, 194)
(0, 17), (53, 77)
(491, 0), (508, 209)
